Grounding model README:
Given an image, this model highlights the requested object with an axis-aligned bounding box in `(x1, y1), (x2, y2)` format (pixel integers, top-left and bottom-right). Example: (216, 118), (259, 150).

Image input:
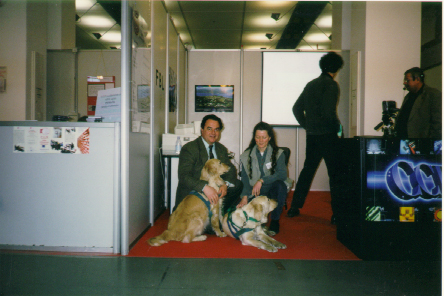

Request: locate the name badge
(266, 162), (272, 169)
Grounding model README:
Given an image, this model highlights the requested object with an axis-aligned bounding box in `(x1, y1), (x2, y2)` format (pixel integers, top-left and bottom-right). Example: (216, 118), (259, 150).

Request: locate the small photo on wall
(195, 85), (234, 112)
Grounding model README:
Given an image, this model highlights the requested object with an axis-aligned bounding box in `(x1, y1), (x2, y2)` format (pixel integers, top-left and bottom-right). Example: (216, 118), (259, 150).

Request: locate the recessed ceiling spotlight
(271, 13), (280, 21)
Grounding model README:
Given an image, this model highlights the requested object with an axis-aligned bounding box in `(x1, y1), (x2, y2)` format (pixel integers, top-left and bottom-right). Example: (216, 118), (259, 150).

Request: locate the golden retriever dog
(221, 196), (287, 252)
(148, 159), (229, 246)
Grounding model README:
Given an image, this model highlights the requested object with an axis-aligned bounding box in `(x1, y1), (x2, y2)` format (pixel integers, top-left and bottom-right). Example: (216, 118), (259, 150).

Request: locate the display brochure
(13, 126), (90, 154)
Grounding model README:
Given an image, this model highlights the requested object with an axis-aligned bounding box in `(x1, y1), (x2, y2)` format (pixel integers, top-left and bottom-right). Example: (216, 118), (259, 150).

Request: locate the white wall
(0, 1), (30, 121)
(46, 0), (75, 50)
(354, 2), (421, 136)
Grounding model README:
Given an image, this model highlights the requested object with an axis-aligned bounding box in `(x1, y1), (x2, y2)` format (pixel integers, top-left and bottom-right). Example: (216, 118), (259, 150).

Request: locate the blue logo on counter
(386, 161), (442, 201)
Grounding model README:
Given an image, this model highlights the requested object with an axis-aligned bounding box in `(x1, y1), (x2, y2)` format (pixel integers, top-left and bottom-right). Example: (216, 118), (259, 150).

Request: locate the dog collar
(226, 208), (259, 240)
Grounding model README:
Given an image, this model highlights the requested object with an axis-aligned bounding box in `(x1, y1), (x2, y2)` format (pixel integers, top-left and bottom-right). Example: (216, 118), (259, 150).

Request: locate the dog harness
(226, 207), (260, 240)
(189, 190), (212, 220)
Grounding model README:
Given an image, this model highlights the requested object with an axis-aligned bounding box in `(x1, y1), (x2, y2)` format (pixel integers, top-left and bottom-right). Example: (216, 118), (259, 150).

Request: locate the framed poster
(195, 85), (234, 112)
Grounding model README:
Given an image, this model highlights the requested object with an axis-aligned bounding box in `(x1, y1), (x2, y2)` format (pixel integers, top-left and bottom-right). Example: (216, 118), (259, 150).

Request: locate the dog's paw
(217, 231), (227, 238)
(263, 245), (278, 252)
(194, 235), (207, 242)
(274, 242), (287, 249)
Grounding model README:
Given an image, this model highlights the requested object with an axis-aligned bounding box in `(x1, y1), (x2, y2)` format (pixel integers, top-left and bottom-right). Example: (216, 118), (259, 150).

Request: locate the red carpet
(128, 191), (360, 260)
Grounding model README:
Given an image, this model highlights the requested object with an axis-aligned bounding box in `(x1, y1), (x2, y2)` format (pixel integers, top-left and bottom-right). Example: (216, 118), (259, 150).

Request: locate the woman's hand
(252, 180), (263, 196)
(237, 196), (248, 208)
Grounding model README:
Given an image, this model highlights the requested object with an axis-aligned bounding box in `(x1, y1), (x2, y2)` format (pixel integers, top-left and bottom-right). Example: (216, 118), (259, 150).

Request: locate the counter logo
(386, 161), (442, 201)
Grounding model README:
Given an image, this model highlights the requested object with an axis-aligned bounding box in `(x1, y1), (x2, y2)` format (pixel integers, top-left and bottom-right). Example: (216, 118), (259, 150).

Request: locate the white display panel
(262, 52), (327, 126)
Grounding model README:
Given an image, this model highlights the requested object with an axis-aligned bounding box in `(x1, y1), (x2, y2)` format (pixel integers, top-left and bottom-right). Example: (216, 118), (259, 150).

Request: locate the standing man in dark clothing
(394, 67), (441, 139)
(287, 52), (344, 224)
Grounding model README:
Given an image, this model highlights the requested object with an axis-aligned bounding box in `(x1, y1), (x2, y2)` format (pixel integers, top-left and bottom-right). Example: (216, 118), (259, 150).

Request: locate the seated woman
(238, 122), (292, 235)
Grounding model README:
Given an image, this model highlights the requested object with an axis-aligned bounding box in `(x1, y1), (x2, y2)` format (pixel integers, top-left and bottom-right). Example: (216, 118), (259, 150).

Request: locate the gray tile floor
(0, 253), (441, 295)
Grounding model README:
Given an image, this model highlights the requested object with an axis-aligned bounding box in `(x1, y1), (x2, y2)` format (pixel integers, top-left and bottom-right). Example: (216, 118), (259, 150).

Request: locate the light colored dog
(148, 159), (229, 246)
(221, 195), (287, 252)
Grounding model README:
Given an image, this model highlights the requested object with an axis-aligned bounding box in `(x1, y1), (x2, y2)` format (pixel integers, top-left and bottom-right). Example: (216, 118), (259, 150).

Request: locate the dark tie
(209, 145), (214, 159)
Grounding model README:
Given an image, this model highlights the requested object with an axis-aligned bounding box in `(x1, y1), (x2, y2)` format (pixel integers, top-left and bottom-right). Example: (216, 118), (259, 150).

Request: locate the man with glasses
(394, 67), (442, 138)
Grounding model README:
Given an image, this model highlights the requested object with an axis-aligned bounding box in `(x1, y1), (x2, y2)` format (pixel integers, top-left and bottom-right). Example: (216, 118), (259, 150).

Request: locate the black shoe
(331, 215), (337, 225)
(287, 207), (300, 217)
(268, 220), (280, 235)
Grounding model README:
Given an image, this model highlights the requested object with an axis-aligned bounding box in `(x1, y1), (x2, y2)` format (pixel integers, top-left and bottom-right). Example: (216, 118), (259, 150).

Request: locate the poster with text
(13, 126), (90, 154)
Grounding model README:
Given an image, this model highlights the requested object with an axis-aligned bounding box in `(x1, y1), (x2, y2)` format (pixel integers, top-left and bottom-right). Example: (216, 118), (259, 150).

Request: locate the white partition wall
(150, 0), (168, 222)
(0, 122), (120, 253)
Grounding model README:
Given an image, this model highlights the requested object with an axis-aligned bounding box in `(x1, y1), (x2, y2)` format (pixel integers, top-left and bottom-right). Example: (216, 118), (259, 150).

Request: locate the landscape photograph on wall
(195, 85), (234, 112)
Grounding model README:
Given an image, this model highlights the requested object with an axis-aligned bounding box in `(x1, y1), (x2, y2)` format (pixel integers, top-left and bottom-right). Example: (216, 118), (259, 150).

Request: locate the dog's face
(201, 159), (230, 180)
(245, 196), (277, 223)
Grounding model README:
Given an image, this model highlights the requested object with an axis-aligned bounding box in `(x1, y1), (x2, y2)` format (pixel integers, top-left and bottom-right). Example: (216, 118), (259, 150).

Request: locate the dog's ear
(201, 163), (210, 180)
(201, 160), (217, 180)
(252, 203), (264, 221)
(207, 161), (218, 176)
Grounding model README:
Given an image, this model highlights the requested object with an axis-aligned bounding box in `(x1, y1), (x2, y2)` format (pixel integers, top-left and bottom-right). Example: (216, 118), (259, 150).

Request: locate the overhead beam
(276, 1), (328, 49)
(98, 0), (122, 26)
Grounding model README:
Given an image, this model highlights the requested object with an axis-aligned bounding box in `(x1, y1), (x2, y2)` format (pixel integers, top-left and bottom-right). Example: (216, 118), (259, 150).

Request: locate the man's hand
(203, 185), (219, 205)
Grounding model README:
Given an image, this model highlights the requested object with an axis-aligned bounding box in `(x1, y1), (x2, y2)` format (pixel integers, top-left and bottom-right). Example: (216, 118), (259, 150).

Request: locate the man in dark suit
(394, 67), (442, 139)
(174, 114), (242, 211)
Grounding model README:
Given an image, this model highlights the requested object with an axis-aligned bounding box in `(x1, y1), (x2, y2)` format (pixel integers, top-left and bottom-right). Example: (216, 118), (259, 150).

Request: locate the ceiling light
(265, 33), (273, 40)
(76, 0), (97, 10)
(249, 16), (282, 27)
(99, 32), (121, 43)
(317, 16), (332, 28)
(243, 32), (273, 42)
(78, 15), (115, 28)
(304, 33), (331, 43)
(271, 13), (280, 21)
